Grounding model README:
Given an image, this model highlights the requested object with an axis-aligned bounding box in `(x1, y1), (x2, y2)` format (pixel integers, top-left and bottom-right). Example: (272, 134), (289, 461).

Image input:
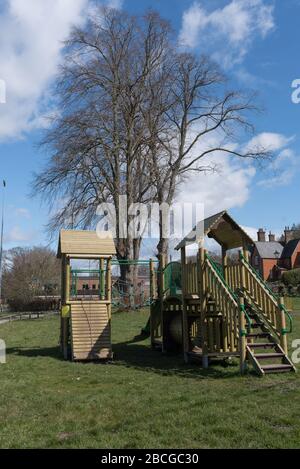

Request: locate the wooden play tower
(150, 211), (296, 376)
(57, 230), (116, 361)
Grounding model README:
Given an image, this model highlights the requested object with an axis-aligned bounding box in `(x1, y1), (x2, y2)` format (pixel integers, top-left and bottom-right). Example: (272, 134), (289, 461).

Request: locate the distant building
(76, 276), (100, 292)
(251, 228), (300, 281)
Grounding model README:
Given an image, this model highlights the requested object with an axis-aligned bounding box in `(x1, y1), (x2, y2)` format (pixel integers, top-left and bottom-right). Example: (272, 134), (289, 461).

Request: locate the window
(92, 285), (96, 290)
(254, 256), (259, 266)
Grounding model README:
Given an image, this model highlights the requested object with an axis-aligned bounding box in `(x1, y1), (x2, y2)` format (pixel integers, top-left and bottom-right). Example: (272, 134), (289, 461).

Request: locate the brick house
(76, 276), (100, 292)
(251, 228), (300, 281)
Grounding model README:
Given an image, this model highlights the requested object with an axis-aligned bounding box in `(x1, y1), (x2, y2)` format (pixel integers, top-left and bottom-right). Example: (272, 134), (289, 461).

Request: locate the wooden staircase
(245, 308), (296, 375)
(207, 253), (296, 376)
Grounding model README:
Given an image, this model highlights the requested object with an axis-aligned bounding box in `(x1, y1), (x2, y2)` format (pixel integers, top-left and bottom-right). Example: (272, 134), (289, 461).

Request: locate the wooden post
(61, 255), (66, 304)
(159, 254), (166, 351)
(222, 246), (228, 283)
(181, 247), (189, 363)
(65, 257), (70, 303)
(239, 295), (247, 375)
(243, 244), (250, 263)
(240, 250), (252, 342)
(278, 296), (288, 355)
(159, 254), (166, 298)
(61, 255), (69, 360)
(240, 249), (247, 294)
(150, 259), (155, 300)
(100, 258), (105, 300)
(60, 256), (65, 353)
(149, 259), (155, 347)
(199, 247), (208, 369)
(107, 258), (112, 319)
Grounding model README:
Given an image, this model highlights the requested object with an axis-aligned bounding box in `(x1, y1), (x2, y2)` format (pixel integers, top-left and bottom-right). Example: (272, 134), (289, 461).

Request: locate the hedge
(282, 268), (300, 287)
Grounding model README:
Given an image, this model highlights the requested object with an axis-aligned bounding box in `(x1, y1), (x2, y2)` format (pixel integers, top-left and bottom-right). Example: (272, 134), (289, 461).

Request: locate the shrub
(288, 285), (296, 296)
(7, 297), (60, 313)
(278, 283), (286, 296)
(282, 268), (300, 287)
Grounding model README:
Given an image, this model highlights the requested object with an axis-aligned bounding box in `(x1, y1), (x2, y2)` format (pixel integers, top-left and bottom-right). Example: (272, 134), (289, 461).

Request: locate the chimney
(269, 232), (275, 242)
(284, 226), (292, 244)
(257, 228), (266, 242)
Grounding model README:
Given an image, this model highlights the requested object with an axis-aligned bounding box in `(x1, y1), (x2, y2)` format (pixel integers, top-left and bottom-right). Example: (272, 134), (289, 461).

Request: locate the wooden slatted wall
(70, 301), (112, 360)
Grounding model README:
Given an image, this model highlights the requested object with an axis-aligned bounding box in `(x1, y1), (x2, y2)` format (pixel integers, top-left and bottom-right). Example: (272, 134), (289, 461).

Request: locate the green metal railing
(163, 262), (182, 297)
(239, 252), (293, 334)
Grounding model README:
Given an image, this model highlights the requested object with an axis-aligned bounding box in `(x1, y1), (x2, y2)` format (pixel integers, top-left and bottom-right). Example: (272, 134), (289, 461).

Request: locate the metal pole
(0, 180), (6, 312)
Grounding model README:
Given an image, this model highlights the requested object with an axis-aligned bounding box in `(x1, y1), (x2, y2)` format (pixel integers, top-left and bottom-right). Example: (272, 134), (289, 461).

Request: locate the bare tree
(148, 53), (270, 258)
(33, 8), (173, 288)
(33, 6), (270, 283)
(2, 247), (60, 311)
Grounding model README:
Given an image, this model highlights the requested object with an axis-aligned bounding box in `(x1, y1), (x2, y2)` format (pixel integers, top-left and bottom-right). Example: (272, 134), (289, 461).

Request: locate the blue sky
(0, 0), (300, 253)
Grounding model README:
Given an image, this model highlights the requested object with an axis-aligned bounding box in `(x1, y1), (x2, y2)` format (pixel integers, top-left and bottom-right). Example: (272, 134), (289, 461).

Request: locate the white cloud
(234, 67), (276, 88)
(245, 132), (300, 189)
(179, 0), (275, 68)
(106, 0), (123, 8)
(0, 0), (88, 142)
(258, 148), (300, 188)
(179, 152), (256, 218)
(15, 208), (31, 219)
(178, 130), (297, 226)
(176, 125), (256, 217)
(4, 225), (36, 244)
(242, 225), (258, 241)
(245, 132), (294, 153)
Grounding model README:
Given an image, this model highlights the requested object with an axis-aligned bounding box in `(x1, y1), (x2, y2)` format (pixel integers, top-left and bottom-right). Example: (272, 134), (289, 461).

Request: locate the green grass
(0, 309), (300, 449)
(292, 297), (300, 312)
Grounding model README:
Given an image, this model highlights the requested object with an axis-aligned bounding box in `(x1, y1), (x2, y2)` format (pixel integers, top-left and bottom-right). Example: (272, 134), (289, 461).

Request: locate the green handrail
(205, 253), (252, 330)
(279, 303), (293, 334)
(205, 253), (238, 300)
(239, 252), (293, 334)
(239, 252), (278, 300)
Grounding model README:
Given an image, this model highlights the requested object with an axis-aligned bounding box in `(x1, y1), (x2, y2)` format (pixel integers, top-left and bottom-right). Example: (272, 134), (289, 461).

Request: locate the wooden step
(261, 364), (294, 374)
(248, 342), (276, 349)
(247, 332), (270, 339)
(251, 323), (264, 329)
(254, 353), (284, 360)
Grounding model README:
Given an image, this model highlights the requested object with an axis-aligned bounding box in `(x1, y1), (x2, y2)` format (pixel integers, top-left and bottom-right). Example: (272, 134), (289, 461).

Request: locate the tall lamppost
(0, 180), (6, 311)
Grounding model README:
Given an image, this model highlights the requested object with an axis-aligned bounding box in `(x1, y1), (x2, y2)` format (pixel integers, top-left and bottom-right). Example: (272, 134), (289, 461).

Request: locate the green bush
(278, 283), (287, 296)
(282, 268), (300, 287)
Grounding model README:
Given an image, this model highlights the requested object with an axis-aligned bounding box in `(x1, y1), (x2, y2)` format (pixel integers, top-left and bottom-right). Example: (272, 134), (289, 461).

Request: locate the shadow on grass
(112, 335), (256, 380)
(6, 336), (257, 380)
(6, 346), (63, 361)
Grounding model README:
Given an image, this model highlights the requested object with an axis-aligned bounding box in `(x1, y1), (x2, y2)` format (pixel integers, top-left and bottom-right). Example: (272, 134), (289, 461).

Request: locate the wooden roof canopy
(57, 230), (116, 259)
(175, 211), (254, 251)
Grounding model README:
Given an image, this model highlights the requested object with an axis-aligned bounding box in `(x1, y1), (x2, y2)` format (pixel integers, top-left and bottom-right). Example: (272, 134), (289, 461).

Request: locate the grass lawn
(292, 297), (300, 312)
(0, 309), (300, 449)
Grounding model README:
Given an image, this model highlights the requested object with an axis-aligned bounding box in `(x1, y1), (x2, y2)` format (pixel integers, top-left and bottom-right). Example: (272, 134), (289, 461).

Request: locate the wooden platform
(70, 301), (112, 361)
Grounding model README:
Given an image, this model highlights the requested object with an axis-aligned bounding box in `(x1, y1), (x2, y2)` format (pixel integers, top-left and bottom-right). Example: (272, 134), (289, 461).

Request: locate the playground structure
(57, 230), (116, 361)
(150, 211), (296, 376)
(56, 212), (296, 375)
